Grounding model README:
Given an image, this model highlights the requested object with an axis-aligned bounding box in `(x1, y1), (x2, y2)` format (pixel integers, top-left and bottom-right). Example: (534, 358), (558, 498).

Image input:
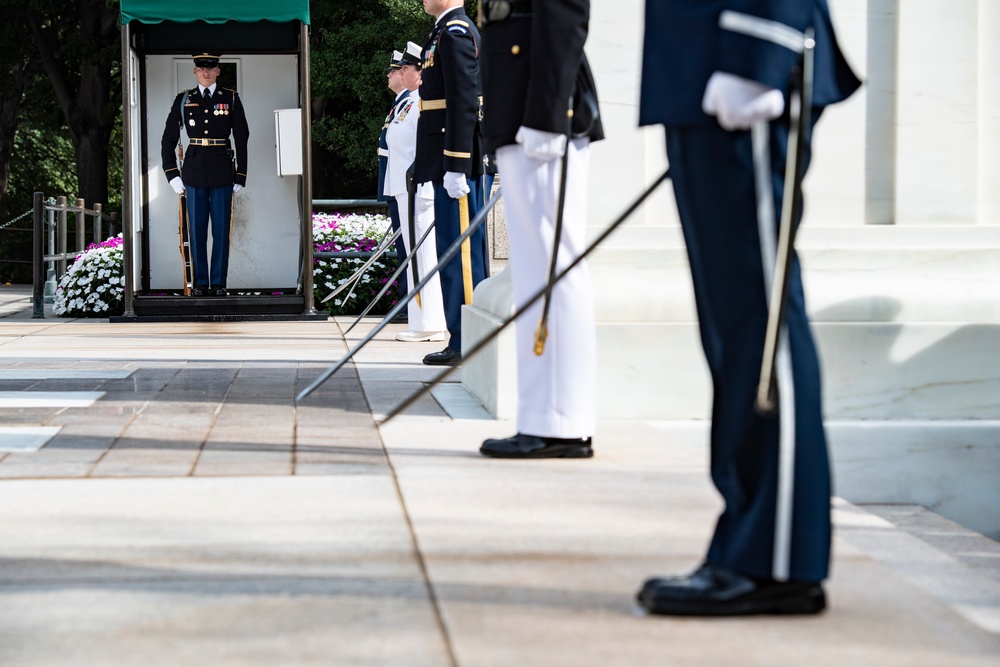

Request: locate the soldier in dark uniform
(414, 0), (489, 366)
(477, 0), (604, 459)
(378, 50), (410, 300)
(635, 0), (860, 615)
(161, 53), (250, 297)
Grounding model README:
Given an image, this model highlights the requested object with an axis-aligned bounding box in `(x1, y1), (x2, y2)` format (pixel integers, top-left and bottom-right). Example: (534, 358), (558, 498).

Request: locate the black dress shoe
(636, 564), (826, 616)
(191, 286), (207, 297)
(214, 288), (228, 297)
(480, 433), (594, 459)
(423, 347), (461, 366)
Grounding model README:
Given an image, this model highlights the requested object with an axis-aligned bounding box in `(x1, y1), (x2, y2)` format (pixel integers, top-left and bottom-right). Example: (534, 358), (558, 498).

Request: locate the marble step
(588, 226), (1000, 323)
(834, 500), (1000, 634)
(461, 222), (999, 418)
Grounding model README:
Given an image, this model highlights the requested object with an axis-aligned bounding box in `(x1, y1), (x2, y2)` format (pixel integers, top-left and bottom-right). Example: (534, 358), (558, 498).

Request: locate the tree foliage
(1, 0), (475, 282)
(309, 1), (433, 198)
(26, 0), (120, 211)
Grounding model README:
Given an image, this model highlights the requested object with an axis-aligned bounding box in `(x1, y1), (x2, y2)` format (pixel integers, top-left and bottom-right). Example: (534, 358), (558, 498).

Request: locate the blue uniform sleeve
(160, 92), (185, 181)
(230, 91), (250, 186)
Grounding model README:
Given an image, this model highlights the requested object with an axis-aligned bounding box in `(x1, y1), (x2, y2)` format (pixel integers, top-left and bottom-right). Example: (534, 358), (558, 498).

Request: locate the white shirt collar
(435, 6), (462, 25)
(200, 83), (217, 97)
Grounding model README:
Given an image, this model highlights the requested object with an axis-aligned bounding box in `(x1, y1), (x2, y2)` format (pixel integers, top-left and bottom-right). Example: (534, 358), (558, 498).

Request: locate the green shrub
(312, 211), (400, 316)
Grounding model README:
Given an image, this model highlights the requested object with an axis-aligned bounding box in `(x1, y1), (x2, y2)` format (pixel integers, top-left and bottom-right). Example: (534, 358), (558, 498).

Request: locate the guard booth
(118, 0), (322, 320)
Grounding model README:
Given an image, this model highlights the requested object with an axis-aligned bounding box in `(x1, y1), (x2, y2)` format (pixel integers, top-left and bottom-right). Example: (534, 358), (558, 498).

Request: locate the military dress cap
(193, 53), (222, 68)
(400, 41), (423, 68)
(386, 50), (404, 74)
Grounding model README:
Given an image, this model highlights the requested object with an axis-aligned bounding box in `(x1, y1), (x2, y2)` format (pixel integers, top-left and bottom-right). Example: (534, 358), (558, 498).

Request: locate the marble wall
(585, 0), (1000, 228)
(463, 2), (1000, 536)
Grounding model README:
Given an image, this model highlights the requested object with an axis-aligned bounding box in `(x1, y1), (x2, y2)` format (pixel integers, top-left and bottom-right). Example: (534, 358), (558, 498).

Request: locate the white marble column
(979, 0), (1000, 225)
(807, 0), (868, 225)
(860, 0), (897, 225)
(587, 0), (675, 230)
(895, 0), (980, 224)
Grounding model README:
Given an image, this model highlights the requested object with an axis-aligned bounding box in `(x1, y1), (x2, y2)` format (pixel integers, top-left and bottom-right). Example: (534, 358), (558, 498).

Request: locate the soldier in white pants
(384, 42), (447, 341)
(478, 0), (604, 458)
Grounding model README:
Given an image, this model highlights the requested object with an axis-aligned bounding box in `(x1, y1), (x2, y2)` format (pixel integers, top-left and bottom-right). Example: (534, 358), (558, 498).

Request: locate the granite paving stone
(0, 287), (996, 665)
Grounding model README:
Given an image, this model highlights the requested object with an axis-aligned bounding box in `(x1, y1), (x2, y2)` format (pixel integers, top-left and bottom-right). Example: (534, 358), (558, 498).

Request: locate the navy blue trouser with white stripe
(186, 184), (232, 289)
(665, 118), (831, 583)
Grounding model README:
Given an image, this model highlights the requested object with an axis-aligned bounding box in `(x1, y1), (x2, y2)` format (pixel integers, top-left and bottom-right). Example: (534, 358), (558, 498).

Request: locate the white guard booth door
(144, 54), (301, 291)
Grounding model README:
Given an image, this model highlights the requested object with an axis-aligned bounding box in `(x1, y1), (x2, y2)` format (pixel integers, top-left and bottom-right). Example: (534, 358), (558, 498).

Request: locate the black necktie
(203, 88), (211, 100)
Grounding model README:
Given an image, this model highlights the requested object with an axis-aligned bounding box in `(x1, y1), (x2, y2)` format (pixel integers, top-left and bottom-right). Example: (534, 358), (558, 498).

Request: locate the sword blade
(755, 32), (815, 415)
(535, 107), (573, 356)
(380, 170), (671, 424)
(343, 218), (437, 335)
(296, 187), (504, 404)
(319, 226), (402, 304)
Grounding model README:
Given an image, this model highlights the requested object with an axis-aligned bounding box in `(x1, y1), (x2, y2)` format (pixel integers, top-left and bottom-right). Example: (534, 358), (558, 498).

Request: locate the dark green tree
(309, 0), (479, 198)
(309, 0), (434, 198)
(0, 5), (36, 221)
(26, 0), (120, 211)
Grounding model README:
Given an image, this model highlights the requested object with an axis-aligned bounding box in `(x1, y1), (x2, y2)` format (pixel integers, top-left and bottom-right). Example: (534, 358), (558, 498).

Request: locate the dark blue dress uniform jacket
(161, 87), (250, 187)
(482, 0), (604, 151)
(414, 8), (484, 183)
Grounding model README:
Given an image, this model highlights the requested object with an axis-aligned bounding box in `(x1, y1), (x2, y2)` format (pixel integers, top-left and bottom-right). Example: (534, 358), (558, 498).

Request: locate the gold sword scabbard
(533, 321), (548, 356)
(458, 194), (474, 305)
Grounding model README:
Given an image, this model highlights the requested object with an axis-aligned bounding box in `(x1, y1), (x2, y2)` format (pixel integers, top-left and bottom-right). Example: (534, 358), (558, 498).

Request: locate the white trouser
(394, 193), (447, 333)
(495, 139), (596, 439)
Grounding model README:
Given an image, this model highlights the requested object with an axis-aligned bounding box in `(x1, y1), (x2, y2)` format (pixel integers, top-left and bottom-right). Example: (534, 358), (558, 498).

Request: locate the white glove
(701, 71), (785, 131)
(233, 184), (243, 193)
(169, 177), (185, 195)
(443, 171), (470, 199)
(515, 126), (566, 162)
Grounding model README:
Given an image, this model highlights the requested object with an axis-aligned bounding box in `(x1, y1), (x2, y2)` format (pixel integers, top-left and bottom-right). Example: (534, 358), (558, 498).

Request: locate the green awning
(120, 0), (309, 25)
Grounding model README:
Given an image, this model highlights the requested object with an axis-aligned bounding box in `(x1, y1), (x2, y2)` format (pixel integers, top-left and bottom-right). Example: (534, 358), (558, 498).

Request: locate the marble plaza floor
(0, 284), (997, 666)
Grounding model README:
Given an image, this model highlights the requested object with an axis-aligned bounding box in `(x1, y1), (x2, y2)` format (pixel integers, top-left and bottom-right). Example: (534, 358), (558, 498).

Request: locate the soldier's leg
(394, 193), (445, 334)
(185, 186), (210, 289)
(665, 123), (830, 583)
(386, 198), (408, 297)
(495, 139), (596, 439)
(207, 185), (233, 290)
(433, 183), (462, 353)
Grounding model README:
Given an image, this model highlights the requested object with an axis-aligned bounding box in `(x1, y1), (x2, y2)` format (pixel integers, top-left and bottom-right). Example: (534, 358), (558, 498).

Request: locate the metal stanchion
(32, 192), (44, 319)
